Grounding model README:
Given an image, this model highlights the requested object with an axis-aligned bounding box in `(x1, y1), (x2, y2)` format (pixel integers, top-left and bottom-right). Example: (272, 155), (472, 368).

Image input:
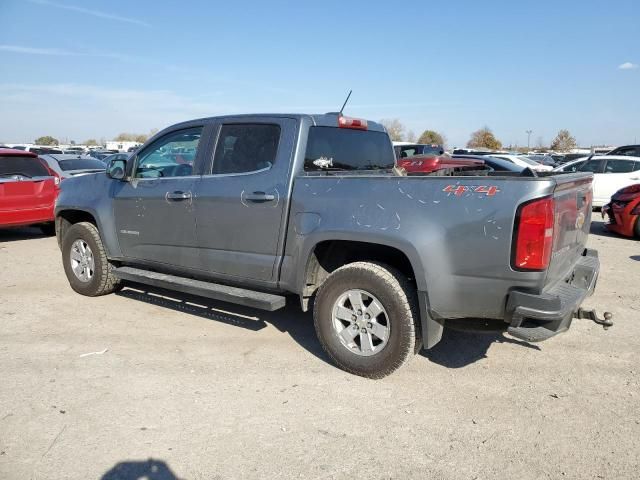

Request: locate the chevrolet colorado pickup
(55, 113), (605, 378)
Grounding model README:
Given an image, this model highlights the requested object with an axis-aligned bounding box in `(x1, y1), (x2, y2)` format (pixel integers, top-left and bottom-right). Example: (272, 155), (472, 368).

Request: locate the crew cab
(55, 113), (605, 378)
(1, 148), (59, 234)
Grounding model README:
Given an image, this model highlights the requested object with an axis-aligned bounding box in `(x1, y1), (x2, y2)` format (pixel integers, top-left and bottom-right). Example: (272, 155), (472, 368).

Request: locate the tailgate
(545, 173), (593, 287)
(0, 177), (57, 211)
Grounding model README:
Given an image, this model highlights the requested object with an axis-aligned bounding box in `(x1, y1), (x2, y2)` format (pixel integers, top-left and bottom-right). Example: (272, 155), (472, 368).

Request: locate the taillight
(338, 116), (368, 130)
(512, 196), (555, 271)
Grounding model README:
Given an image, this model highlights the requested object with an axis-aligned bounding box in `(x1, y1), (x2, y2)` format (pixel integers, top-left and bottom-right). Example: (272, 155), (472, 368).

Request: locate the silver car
(39, 154), (106, 180)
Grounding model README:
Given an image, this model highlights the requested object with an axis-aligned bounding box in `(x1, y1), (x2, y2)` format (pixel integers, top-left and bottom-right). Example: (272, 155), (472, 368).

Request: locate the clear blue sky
(1, 0), (638, 147)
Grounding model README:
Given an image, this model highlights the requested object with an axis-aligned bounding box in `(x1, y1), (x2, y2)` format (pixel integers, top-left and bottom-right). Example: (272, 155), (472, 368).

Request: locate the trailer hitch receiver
(574, 308), (614, 330)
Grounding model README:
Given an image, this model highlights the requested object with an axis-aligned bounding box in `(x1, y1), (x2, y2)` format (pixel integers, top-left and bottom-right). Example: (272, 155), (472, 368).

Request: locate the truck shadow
(421, 328), (540, 369)
(116, 284), (329, 363)
(116, 284), (539, 370)
(101, 458), (181, 480)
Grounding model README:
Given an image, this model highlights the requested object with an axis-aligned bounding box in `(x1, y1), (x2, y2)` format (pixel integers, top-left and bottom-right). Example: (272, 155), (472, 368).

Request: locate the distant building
(106, 141), (141, 152)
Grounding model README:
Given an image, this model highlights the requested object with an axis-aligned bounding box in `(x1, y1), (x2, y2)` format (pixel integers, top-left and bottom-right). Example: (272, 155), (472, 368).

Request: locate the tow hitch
(574, 308), (614, 330)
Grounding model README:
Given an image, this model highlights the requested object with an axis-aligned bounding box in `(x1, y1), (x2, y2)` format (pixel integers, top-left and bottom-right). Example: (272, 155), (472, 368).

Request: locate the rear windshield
(57, 159), (106, 171)
(304, 127), (395, 171)
(0, 156), (50, 177)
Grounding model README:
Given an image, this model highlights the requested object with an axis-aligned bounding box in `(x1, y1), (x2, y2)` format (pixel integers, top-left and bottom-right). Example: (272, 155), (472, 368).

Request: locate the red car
(0, 148), (60, 235)
(602, 184), (640, 238)
(397, 154), (485, 174)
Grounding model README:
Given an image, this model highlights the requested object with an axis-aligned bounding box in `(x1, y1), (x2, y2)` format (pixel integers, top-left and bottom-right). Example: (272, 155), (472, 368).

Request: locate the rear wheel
(635, 215), (640, 238)
(313, 261), (418, 378)
(61, 222), (121, 296)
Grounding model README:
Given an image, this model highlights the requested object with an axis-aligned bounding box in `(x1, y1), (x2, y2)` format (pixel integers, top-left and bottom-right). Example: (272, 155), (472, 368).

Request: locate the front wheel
(313, 261), (418, 378)
(61, 222), (122, 296)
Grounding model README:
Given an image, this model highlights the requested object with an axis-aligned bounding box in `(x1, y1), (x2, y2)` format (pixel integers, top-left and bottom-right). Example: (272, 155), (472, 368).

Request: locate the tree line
(32, 129), (159, 147)
(379, 119), (578, 152)
(31, 123), (579, 152)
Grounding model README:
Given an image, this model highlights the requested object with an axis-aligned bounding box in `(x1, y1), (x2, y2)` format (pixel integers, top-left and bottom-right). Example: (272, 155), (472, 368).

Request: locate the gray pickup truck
(55, 113), (606, 378)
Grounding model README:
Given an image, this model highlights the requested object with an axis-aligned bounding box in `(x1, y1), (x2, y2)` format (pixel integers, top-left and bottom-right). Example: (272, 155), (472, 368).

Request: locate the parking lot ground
(1, 220), (639, 480)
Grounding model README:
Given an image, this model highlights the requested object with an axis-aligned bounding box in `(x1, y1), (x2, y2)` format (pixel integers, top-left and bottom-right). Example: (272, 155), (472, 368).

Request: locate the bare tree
(406, 130), (417, 142)
(380, 119), (405, 142)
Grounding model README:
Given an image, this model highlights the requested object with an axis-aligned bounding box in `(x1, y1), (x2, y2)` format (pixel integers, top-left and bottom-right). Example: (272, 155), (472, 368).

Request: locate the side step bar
(113, 266), (286, 311)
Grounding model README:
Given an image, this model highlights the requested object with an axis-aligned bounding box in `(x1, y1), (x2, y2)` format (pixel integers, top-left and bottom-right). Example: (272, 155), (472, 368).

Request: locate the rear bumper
(0, 206), (55, 227)
(505, 248), (599, 342)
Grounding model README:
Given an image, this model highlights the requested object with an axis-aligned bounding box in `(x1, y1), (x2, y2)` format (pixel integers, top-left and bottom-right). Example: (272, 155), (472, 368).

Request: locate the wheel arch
(298, 237), (426, 311)
(55, 209), (99, 250)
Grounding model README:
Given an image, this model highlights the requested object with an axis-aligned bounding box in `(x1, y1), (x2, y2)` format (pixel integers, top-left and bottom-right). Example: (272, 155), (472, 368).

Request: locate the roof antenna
(339, 90), (352, 115)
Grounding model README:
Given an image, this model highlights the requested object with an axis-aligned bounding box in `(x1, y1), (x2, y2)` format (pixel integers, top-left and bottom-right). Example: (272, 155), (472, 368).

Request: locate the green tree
(467, 127), (502, 150)
(550, 129), (577, 152)
(84, 139), (98, 146)
(418, 130), (445, 145)
(34, 135), (59, 146)
(380, 119), (405, 142)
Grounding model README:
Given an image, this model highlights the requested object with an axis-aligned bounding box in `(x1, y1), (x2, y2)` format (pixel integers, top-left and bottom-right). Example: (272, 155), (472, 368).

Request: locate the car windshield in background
(0, 156), (50, 177)
(304, 127), (395, 171)
(518, 156), (540, 166)
(420, 145), (443, 155)
(57, 159), (106, 171)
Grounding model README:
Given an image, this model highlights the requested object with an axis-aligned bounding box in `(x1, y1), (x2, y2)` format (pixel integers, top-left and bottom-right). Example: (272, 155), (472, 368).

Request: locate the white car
(553, 155), (640, 207)
(489, 154), (553, 172)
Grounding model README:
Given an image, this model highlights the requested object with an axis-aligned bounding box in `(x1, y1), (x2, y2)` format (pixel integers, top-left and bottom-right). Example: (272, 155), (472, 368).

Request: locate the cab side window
(212, 124), (280, 175)
(604, 160), (637, 173)
(135, 127), (202, 178)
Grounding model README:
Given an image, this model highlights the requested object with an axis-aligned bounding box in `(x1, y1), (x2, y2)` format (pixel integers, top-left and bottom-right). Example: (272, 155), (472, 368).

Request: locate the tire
(634, 216), (640, 238)
(313, 261), (418, 378)
(39, 222), (56, 236)
(61, 222), (122, 296)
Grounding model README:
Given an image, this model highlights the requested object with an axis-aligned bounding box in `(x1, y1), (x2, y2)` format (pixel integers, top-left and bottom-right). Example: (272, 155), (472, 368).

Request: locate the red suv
(0, 149), (60, 235)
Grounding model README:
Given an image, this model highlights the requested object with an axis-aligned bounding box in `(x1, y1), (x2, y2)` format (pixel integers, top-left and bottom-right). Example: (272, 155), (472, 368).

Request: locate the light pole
(526, 130), (533, 151)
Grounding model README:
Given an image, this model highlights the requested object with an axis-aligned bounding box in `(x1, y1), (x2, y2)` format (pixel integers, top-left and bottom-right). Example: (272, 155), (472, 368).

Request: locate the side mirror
(106, 159), (127, 180)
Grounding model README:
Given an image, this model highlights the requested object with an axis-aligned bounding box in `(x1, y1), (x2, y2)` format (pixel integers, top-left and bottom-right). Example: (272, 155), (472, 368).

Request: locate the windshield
(57, 158), (106, 171)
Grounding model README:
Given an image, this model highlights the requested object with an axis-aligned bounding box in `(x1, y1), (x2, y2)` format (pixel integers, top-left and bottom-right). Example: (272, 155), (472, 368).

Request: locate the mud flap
(418, 292), (444, 349)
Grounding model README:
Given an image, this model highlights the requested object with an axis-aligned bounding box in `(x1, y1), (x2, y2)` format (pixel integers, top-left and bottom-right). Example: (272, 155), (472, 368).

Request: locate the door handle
(166, 191), (192, 201)
(244, 192), (275, 202)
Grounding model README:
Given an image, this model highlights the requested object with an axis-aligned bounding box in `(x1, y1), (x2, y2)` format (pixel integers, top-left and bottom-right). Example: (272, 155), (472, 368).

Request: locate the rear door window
(0, 156), (50, 177)
(304, 127), (395, 171)
(604, 159), (636, 173)
(212, 124), (280, 175)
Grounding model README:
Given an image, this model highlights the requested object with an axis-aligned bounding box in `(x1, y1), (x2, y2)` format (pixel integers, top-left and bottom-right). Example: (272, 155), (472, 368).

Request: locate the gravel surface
(1, 219), (639, 480)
